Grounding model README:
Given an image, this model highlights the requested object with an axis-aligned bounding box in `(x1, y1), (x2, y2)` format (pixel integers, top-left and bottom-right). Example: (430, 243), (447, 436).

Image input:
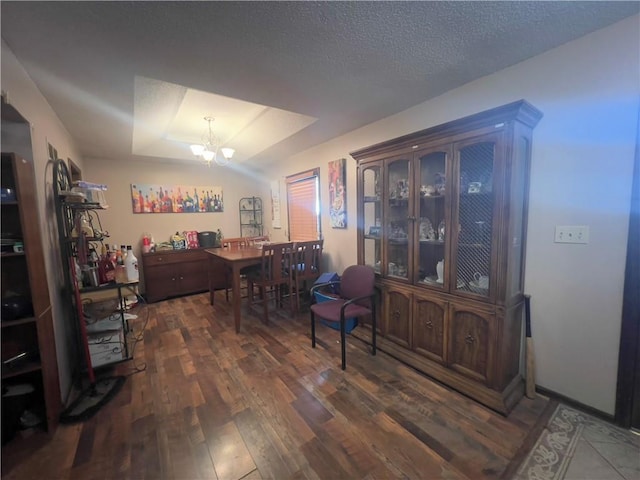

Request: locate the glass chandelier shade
(190, 116), (235, 167)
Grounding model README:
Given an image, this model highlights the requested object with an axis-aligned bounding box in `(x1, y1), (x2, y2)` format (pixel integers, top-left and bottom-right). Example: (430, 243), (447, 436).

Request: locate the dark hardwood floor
(2, 292), (552, 479)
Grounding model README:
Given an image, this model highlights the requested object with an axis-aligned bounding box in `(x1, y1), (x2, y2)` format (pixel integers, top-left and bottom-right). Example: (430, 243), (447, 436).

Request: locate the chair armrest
(310, 281), (341, 305)
(310, 281), (341, 296)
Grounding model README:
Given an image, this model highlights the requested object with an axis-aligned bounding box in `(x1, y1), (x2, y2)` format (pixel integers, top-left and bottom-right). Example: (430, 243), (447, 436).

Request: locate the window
(286, 168), (320, 241)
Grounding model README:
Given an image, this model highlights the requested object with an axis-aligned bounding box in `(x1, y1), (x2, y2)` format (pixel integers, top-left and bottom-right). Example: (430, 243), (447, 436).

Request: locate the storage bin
(197, 231), (217, 248)
(71, 181), (108, 207)
(314, 272), (339, 293)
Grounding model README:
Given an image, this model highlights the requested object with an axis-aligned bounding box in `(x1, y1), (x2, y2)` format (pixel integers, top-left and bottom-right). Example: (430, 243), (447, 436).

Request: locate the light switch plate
(554, 225), (589, 244)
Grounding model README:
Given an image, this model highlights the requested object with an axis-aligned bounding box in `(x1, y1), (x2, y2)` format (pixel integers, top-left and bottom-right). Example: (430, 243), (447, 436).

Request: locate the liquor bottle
(109, 244), (117, 266)
(114, 244), (126, 282)
(98, 245), (107, 284)
(100, 244), (116, 283)
(124, 245), (139, 282)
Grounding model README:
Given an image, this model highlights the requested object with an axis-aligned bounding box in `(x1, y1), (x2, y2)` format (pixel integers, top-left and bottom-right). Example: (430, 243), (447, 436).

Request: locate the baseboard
(535, 385), (616, 425)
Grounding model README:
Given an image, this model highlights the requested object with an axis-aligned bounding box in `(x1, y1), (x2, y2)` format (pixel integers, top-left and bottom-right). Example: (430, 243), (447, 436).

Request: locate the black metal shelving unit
(239, 196), (263, 237)
(52, 160), (135, 388)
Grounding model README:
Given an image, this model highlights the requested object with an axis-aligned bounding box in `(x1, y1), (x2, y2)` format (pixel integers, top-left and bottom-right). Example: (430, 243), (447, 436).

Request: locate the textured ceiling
(1, 1), (638, 167)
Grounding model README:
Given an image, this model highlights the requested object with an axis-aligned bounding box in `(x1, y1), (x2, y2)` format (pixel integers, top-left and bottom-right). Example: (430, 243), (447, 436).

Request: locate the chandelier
(190, 116), (235, 167)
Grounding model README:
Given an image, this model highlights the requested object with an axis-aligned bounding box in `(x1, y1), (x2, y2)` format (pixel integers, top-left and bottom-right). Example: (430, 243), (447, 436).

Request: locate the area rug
(513, 404), (585, 480)
(513, 403), (640, 480)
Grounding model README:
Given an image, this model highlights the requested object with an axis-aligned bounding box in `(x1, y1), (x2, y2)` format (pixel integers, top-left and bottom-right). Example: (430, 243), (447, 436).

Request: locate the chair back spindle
(223, 237), (248, 250)
(247, 242), (295, 324)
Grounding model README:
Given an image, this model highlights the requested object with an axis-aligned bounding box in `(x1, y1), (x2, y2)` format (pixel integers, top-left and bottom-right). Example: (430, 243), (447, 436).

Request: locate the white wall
(265, 15), (639, 414)
(1, 39), (86, 401)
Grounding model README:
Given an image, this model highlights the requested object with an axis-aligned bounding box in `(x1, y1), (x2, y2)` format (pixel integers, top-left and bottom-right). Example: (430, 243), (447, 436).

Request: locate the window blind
(287, 169), (320, 241)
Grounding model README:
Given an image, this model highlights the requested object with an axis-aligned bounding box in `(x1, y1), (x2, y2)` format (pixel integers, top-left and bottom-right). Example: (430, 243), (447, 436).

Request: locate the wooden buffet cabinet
(350, 100), (543, 414)
(142, 249), (211, 303)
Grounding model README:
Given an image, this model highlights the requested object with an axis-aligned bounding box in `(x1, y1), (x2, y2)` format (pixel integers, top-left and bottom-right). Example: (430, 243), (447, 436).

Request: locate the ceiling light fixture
(190, 116), (235, 167)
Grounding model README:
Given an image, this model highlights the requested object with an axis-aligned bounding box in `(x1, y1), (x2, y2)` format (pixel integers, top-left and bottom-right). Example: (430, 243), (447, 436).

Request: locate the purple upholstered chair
(309, 265), (377, 370)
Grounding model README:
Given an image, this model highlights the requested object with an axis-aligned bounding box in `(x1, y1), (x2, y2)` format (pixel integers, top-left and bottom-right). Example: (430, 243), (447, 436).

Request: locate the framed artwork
(130, 183), (223, 213)
(328, 158), (346, 228)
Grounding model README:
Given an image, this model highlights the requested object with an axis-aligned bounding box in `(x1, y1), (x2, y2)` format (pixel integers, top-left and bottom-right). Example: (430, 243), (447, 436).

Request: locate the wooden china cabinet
(351, 100), (542, 414)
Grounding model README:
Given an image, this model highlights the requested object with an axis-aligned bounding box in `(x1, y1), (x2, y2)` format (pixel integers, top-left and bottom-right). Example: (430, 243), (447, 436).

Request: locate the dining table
(205, 247), (264, 333)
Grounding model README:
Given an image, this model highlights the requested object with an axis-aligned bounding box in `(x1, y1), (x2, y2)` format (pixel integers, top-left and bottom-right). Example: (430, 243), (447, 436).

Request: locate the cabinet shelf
(60, 200), (105, 210)
(363, 196), (380, 202)
(1, 200), (18, 206)
(64, 235), (109, 243)
(460, 192), (492, 198)
(0, 251), (25, 258)
(458, 242), (488, 249)
(2, 360), (42, 379)
(79, 280), (138, 295)
(1, 316), (37, 328)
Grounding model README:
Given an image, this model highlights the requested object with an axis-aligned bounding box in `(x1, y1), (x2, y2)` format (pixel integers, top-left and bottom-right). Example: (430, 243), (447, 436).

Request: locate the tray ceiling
(1, 2), (638, 168)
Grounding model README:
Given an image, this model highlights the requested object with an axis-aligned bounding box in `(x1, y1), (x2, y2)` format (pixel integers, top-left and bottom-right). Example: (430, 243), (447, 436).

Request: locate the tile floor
(562, 415), (640, 480)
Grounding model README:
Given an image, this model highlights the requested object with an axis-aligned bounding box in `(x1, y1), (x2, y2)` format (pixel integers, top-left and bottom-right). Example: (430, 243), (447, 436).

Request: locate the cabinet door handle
(392, 310), (401, 321)
(171, 277), (176, 281)
(425, 320), (433, 329)
(465, 334), (475, 344)
(180, 276), (184, 280)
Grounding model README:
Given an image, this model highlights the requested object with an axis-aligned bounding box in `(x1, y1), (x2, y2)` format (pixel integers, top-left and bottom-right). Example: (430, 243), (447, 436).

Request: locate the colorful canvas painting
(328, 158), (346, 228)
(130, 184), (223, 213)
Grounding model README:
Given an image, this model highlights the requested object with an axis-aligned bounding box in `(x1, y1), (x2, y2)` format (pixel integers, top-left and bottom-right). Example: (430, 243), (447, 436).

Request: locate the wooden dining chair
(222, 237), (248, 250)
(291, 239), (323, 312)
(245, 235), (270, 248)
(222, 237), (249, 300)
(246, 242), (295, 325)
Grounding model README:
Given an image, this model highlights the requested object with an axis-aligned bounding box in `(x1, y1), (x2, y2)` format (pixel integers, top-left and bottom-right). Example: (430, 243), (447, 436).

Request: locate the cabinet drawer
(143, 249), (207, 267)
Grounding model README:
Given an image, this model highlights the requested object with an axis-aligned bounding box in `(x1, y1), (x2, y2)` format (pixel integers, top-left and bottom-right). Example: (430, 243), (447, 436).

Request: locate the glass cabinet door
(385, 157), (411, 280)
(454, 139), (496, 297)
(362, 164), (382, 273)
(415, 150), (447, 288)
